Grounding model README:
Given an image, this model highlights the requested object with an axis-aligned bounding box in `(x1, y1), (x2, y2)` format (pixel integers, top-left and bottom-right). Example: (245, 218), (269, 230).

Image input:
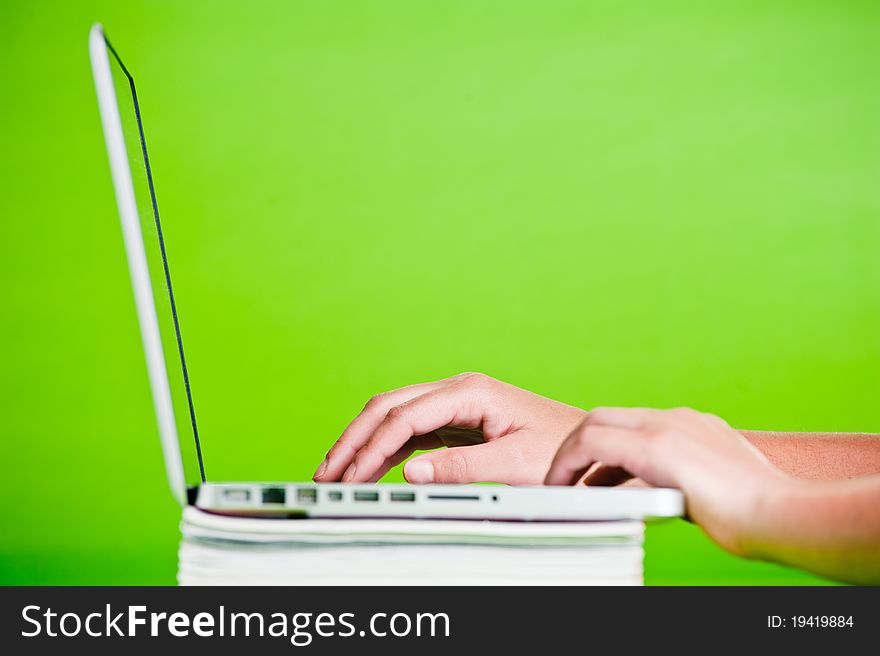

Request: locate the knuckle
(363, 392), (386, 411)
(626, 448), (650, 474)
(385, 404), (407, 422)
(643, 421), (663, 437)
(656, 427), (678, 446)
(456, 371), (482, 379)
(702, 412), (729, 427)
(574, 424), (595, 446)
(456, 371), (491, 388)
(645, 424), (671, 444)
(327, 442), (352, 461)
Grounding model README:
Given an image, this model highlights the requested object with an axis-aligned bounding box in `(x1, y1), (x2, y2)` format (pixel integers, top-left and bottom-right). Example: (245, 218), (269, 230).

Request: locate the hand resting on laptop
(314, 372), (880, 584)
(313, 372), (586, 486)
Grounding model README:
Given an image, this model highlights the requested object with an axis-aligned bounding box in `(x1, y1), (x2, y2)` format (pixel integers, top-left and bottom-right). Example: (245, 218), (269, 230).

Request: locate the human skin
(313, 372), (880, 583)
(545, 407), (880, 584)
(739, 431), (880, 480)
(313, 373), (589, 485)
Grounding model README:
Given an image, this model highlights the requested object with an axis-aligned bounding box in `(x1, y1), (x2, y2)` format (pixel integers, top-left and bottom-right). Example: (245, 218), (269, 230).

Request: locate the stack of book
(178, 507), (646, 585)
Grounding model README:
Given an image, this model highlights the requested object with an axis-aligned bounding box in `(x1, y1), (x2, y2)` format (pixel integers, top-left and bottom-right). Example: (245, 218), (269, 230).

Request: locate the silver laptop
(89, 23), (684, 521)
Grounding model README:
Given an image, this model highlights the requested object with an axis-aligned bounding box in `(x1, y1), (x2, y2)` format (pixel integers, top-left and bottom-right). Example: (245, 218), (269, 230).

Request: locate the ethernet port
(261, 486), (286, 505)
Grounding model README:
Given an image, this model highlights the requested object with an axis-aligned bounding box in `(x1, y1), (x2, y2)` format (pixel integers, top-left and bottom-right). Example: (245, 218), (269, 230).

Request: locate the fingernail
(342, 463), (357, 482)
(405, 459), (434, 484)
(312, 458), (328, 480)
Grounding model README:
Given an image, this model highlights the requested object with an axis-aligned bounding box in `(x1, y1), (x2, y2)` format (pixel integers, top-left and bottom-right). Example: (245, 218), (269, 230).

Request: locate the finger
(544, 425), (643, 486)
(586, 407), (661, 430)
(581, 464), (635, 487)
(365, 434), (444, 483)
(342, 382), (488, 482)
(403, 440), (528, 484)
(315, 379), (447, 481)
(568, 462), (599, 487)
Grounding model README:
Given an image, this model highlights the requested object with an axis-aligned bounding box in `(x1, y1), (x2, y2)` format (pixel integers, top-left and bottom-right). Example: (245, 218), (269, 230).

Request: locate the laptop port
(327, 491), (343, 502)
(353, 490), (379, 502)
(390, 491), (416, 502)
(296, 487), (318, 504)
(426, 494), (480, 501)
(261, 487), (286, 505)
(223, 488), (251, 503)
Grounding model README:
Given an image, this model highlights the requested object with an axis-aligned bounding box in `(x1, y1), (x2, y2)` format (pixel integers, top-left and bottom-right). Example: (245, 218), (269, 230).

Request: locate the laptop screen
(104, 35), (207, 487)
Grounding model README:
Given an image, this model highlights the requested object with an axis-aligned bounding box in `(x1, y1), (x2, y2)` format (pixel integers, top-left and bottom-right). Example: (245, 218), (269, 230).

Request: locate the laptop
(89, 23), (684, 521)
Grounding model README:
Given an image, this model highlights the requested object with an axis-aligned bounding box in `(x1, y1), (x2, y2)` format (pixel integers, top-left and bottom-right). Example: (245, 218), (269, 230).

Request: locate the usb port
(296, 487), (318, 504)
(223, 488), (251, 502)
(390, 491), (416, 502)
(261, 487), (286, 504)
(327, 491), (343, 502)
(353, 490), (379, 502)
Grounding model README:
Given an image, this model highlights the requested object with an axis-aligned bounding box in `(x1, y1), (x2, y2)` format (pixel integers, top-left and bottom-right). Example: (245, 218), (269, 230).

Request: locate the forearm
(741, 431), (880, 480)
(742, 475), (880, 584)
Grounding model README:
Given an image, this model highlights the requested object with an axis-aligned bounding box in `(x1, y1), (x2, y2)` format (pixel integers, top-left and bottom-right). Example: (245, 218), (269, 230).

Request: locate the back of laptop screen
(106, 39), (206, 487)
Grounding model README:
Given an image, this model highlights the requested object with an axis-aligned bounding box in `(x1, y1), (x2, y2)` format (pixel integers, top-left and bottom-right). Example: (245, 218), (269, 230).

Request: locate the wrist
(736, 474), (809, 560)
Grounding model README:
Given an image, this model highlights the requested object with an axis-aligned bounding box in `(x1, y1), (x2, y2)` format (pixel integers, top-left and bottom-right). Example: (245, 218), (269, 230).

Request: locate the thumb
(403, 442), (519, 485)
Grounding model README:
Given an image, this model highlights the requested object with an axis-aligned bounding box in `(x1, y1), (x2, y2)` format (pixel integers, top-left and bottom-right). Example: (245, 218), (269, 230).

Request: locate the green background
(2, 0), (878, 585)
